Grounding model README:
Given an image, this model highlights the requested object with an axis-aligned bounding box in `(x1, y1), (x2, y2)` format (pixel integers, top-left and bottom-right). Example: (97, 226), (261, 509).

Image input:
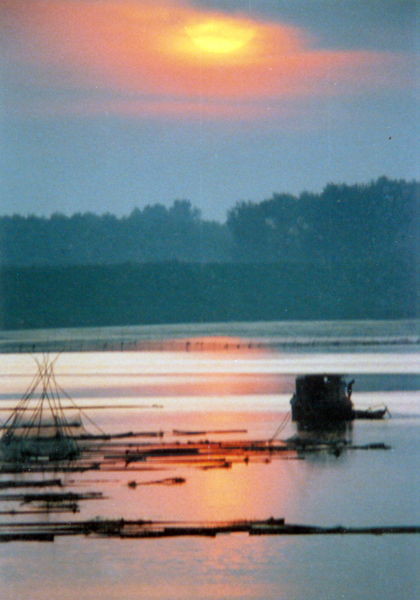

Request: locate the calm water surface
(0, 326), (419, 600)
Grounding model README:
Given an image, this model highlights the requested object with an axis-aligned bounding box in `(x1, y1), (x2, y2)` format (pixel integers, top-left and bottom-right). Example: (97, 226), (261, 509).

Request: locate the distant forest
(1, 177), (419, 329)
(1, 177), (419, 267)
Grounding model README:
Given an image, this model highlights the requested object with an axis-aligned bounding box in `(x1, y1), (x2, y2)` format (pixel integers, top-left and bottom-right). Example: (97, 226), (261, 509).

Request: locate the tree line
(0, 200), (230, 267)
(227, 177), (419, 265)
(1, 177), (419, 268)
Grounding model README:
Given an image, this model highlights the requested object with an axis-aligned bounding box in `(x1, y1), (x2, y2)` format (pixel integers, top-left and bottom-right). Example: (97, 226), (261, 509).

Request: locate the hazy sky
(2, 0), (419, 221)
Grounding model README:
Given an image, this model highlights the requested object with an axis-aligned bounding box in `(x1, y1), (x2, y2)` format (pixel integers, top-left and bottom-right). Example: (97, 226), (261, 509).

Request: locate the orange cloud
(2, 0), (414, 118)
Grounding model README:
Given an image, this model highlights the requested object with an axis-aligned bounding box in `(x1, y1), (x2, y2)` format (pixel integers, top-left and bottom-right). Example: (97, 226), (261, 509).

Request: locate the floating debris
(202, 461), (231, 470)
(173, 429), (247, 436)
(128, 477), (186, 488)
(0, 491), (103, 504)
(0, 517), (419, 543)
(0, 479), (62, 489)
(0, 356), (396, 544)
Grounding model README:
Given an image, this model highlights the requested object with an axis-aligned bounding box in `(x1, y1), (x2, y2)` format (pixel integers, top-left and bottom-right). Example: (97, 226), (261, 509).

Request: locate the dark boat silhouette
(290, 374), (388, 430)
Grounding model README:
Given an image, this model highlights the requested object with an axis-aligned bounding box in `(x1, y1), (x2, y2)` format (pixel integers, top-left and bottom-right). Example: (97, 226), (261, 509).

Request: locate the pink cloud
(2, 0), (415, 118)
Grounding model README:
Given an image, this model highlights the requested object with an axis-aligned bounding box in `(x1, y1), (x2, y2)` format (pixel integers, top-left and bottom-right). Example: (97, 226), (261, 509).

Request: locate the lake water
(0, 321), (419, 600)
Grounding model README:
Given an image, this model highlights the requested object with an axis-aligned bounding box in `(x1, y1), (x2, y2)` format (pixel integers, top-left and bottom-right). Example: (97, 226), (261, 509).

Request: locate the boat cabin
(290, 374), (354, 428)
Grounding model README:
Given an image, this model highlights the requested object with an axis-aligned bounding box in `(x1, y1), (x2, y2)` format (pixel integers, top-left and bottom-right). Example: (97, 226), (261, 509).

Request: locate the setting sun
(3, 0), (411, 116)
(184, 19), (255, 55)
(168, 15), (261, 66)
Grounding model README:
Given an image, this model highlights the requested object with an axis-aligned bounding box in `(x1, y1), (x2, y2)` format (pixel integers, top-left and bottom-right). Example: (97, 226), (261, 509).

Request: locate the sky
(1, 0), (419, 222)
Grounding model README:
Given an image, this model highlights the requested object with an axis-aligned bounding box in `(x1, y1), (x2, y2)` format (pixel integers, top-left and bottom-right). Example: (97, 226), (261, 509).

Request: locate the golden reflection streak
(3, 348), (420, 380)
